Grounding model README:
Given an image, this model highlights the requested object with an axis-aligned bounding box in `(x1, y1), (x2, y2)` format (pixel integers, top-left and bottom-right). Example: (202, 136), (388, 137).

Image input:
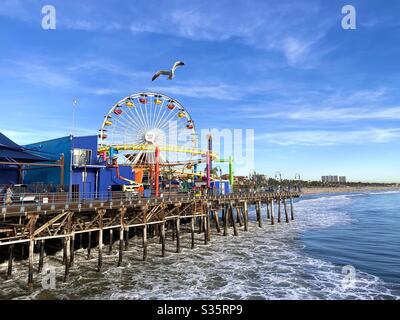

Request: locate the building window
(73, 149), (92, 166)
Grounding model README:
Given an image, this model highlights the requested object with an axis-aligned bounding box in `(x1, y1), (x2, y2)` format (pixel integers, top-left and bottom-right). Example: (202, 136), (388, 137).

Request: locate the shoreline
(301, 186), (399, 195)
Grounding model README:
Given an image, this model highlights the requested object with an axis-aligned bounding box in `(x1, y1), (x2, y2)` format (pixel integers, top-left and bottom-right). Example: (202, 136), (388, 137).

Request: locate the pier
(0, 190), (300, 287)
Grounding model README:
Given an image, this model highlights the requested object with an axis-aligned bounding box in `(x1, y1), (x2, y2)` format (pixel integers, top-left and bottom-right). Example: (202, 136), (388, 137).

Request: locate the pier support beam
(87, 232), (92, 259)
(109, 229), (113, 254)
(28, 239), (34, 287)
(161, 222), (166, 257)
(64, 236), (71, 282)
(223, 206), (228, 236)
(257, 201), (262, 228)
(38, 240), (45, 273)
(270, 199), (275, 225)
(118, 208), (126, 267)
(214, 209), (221, 233)
(118, 228), (124, 267)
(70, 234), (75, 268)
(7, 244), (14, 279)
(290, 197), (294, 220)
(230, 203), (238, 236)
(191, 216), (195, 249)
(124, 229), (129, 251)
(266, 200), (270, 220)
(284, 197), (289, 223)
(176, 217), (181, 253)
(143, 210), (148, 261)
(27, 214), (37, 288)
(206, 204), (211, 242)
(243, 201), (248, 231)
(277, 197), (282, 223)
(97, 209), (105, 272)
(236, 204), (243, 227)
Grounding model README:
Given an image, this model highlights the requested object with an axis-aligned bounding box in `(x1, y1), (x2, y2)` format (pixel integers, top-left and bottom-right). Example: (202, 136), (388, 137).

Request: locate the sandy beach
(301, 186), (399, 195)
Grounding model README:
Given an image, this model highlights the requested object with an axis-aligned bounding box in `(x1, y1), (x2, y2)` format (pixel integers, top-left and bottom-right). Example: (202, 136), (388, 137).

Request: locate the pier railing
(0, 190), (300, 216)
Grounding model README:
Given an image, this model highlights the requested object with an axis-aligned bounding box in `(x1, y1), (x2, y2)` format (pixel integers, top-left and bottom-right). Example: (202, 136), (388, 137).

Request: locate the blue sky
(1, 0), (400, 182)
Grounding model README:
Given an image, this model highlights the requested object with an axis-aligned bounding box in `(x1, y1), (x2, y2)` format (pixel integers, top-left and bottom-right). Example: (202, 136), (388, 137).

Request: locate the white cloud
(147, 83), (242, 101)
(255, 128), (400, 146)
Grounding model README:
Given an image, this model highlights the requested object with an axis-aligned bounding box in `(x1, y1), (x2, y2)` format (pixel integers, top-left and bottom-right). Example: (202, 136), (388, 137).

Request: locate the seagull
(152, 61), (185, 81)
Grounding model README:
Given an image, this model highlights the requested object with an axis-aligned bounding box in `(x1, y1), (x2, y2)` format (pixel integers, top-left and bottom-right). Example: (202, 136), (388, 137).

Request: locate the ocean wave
(0, 193), (398, 300)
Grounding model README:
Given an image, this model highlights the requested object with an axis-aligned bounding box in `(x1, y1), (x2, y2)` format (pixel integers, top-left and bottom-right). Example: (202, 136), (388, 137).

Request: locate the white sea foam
(0, 193), (398, 300)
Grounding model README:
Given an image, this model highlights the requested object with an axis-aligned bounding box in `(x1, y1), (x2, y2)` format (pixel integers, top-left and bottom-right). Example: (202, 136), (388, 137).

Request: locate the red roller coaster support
(155, 146), (160, 197)
(206, 150), (211, 189)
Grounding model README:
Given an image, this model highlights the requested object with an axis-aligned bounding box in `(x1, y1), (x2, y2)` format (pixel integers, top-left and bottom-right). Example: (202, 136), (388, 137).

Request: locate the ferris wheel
(98, 92), (203, 168)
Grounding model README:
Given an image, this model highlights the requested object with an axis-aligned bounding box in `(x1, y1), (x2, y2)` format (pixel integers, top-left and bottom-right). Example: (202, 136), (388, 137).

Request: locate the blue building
(0, 132), (51, 186)
(24, 135), (135, 196)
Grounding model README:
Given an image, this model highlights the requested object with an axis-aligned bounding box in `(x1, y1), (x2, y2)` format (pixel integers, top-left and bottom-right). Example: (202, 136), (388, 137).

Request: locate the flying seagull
(152, 61), (185, 81)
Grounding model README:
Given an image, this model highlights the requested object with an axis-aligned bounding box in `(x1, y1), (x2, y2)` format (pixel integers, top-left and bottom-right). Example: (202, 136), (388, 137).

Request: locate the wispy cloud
(255, 128), (400, 146)
(147, 83), (242, 101)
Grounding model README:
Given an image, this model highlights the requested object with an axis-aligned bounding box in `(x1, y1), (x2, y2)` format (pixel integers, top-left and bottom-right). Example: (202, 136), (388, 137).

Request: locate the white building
(321, 175), (339, 183)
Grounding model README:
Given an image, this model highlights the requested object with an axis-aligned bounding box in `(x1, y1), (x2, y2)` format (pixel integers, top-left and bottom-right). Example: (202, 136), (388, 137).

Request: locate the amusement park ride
(97, 92), (231, 196)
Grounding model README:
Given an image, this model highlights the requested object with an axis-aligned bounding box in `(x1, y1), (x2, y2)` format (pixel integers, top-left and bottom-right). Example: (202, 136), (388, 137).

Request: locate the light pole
(214, 165), (223, 195)
(275, 171), (282, 192)
(71, 98), (78, 136)
(295, 173), (301, 192)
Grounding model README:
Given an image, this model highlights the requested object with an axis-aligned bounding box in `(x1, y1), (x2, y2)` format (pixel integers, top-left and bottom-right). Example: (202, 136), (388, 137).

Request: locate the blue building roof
(0, 132), (50, 163)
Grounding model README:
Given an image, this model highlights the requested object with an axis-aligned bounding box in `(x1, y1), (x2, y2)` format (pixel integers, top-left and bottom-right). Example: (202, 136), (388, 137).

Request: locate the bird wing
(152, 70), (170, 81)
(172, 61), (185, 72)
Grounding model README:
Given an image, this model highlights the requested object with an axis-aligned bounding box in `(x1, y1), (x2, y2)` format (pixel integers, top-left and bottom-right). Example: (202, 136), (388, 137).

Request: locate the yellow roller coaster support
(98, 144), (218, 160)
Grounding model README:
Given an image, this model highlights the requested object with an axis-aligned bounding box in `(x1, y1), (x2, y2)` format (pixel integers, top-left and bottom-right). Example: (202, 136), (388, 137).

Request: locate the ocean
(0, 190), (399, 300)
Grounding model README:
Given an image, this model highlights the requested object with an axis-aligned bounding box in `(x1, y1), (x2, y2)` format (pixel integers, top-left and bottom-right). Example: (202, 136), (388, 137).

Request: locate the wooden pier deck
(0, 191), (300, 287)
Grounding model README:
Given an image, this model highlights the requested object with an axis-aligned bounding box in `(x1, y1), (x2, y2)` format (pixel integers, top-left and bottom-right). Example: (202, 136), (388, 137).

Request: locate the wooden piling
(64, 236), (70, 281)
(124, 229), (129, 251)
(28, 239), (34, 287)
(270, 199), (275, 225)
(38, 239), (45, 273)
(223, 205), (228, 236)
(176, 218), (181, 253)
(230, 203), (238, 236)
(203, 215), (208, 244)
(109, 229), (113, 254)
(7, 244), (14, 279)
(277, 197), (282, 223)
(97, 209), (105, 272)
(161, 222), (166, 257)
(87, 232), (92, 259)
(143, 210), (148, 261)
(243, 201), (249, 231)
(118, 229), (123, 266)
(266, 200), (270, 219)
(290, 196), (294, 220)
(62, 238), (66, 264)
(257, 201), (262, 228)
(206, 205), (211, 242)
(191, 216), (195, 249)
(284, 197), (289, 223)
(118, 208), (125, 267)
(198, 216), (204, 234)
(70, 235), (75, 267)
(214, 209), (221, 233)
(236, 205), (243, 227)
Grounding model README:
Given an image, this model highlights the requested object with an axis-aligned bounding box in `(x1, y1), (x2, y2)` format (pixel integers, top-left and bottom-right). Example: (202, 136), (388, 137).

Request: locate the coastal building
(321, 175), (339, 183)
(339, 176), (347, 184)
